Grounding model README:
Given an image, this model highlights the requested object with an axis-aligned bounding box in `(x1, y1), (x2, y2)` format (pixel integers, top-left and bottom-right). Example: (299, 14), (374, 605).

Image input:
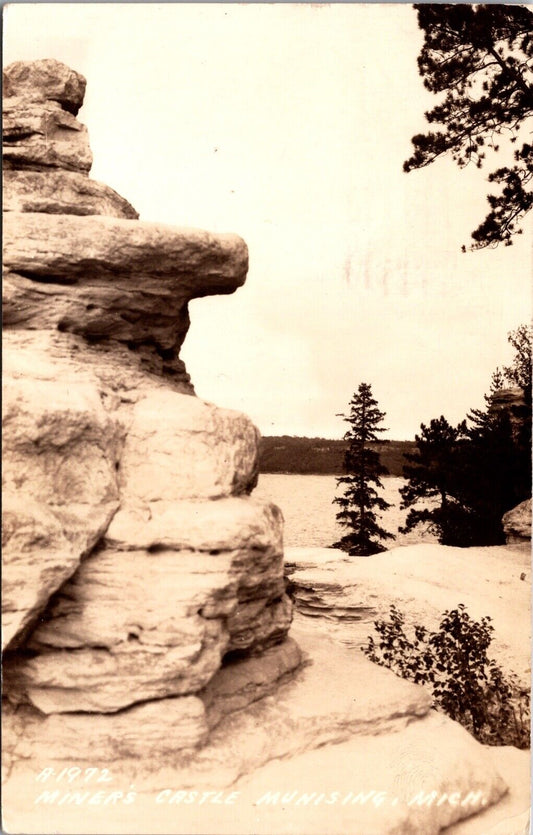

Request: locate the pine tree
(490, 367), (506, 395)
(400, 331), (532, 546)
(400, 410), (524, 546)
(333, 383), (395, 556)
(399, 416), (472, 545)
(404, 4), (533, 250)
(501, 324), (533, 393)
(460, 406), (522, 543)
(490, 325), (532, 395)
(484, 324), (531, 502)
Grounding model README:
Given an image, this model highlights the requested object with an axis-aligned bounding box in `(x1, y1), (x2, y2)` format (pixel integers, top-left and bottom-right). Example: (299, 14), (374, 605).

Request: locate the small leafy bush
(363, 603), (530, 748)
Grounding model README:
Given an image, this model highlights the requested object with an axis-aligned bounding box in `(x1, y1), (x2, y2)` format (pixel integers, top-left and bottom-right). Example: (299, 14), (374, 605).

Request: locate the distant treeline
(258, 436), (416, 477)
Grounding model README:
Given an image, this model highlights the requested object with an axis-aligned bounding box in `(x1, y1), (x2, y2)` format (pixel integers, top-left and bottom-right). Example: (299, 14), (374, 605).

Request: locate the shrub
(362, 603), (530, 748)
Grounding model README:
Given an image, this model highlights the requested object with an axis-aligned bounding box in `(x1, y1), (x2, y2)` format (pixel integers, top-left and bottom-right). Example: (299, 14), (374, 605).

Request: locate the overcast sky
(4, 3), (531, 439)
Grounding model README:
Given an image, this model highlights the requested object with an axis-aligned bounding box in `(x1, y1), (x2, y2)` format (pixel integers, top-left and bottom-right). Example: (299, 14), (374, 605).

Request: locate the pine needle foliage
(404, 4), (533, 250)
(400, 325), (532, 545)
(333, 383), (395, 556)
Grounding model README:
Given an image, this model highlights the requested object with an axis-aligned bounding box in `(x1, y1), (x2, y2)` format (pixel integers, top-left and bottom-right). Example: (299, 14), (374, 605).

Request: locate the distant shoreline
(259, 471), (404, 478)
(258, 436), (416, 478)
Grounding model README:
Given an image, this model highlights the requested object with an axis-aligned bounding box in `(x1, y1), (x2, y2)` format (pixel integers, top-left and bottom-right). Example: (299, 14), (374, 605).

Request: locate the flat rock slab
(286, 544), (531, 685)
(4, 213), (248, 374)
(229, 712), (507, 835)
(445, 747), (530, 835)
(2, 627), (511, 834)
(3, 212), (248, 287)
(106, 496), (284, 554)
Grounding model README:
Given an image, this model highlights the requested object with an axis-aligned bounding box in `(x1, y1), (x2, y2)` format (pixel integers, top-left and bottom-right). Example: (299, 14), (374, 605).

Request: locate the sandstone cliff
(3, 58), (297, 741)
(2, 60), (523, 835)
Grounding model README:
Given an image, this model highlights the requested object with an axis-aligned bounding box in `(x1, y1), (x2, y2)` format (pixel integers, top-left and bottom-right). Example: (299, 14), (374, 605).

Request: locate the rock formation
(3, 59), (136, 218)
(3, 58), (298, 743)
(502, 498), (532, 545)
(2, 60), (524, 835)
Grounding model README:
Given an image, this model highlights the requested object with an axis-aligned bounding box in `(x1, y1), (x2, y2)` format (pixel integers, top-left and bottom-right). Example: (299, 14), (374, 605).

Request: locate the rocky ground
(285, 542), (531, 686)
(4, 544), (530, 835)
(3, 622), (529, 835)
(285, 543), (531, 835)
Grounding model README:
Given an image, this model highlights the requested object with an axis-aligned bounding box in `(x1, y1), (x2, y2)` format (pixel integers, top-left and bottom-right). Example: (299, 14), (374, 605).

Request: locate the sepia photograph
(2, 3), (531, 834)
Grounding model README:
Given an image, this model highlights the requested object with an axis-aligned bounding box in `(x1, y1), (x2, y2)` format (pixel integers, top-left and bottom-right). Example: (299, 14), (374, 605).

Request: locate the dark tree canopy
(491, 322), (532, 474)
(404, 4), (533, 250)
(400, 410), (526, 546)
(401, 325), (532, 546)
(400, 417), (472, 545)
(333, 383), (394, 556)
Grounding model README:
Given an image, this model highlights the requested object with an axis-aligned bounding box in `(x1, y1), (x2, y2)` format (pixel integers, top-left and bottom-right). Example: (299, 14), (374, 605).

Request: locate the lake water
(254, 474), (437, 548)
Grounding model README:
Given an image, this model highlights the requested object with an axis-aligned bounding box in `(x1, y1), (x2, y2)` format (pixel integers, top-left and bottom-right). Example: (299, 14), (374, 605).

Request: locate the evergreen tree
(501, 324), (533, 392)
(399, 417), (473, 545)
(401, 409), (527, 547)
(404, 4), (533, 250)
(400, 325), (532, 546)
(333, 383), (395, 556)
(489, 367), (506, 395)
(459, 405), (523, 543)
(489, 323), (532, 479)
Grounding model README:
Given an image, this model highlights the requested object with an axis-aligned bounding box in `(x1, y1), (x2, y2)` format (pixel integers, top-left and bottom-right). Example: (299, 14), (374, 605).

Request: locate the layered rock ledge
(3, 59), (136, 218)
(2, 628), (515, 835)
(4, 213), (247, 378)
(285, 543), (531, 686)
